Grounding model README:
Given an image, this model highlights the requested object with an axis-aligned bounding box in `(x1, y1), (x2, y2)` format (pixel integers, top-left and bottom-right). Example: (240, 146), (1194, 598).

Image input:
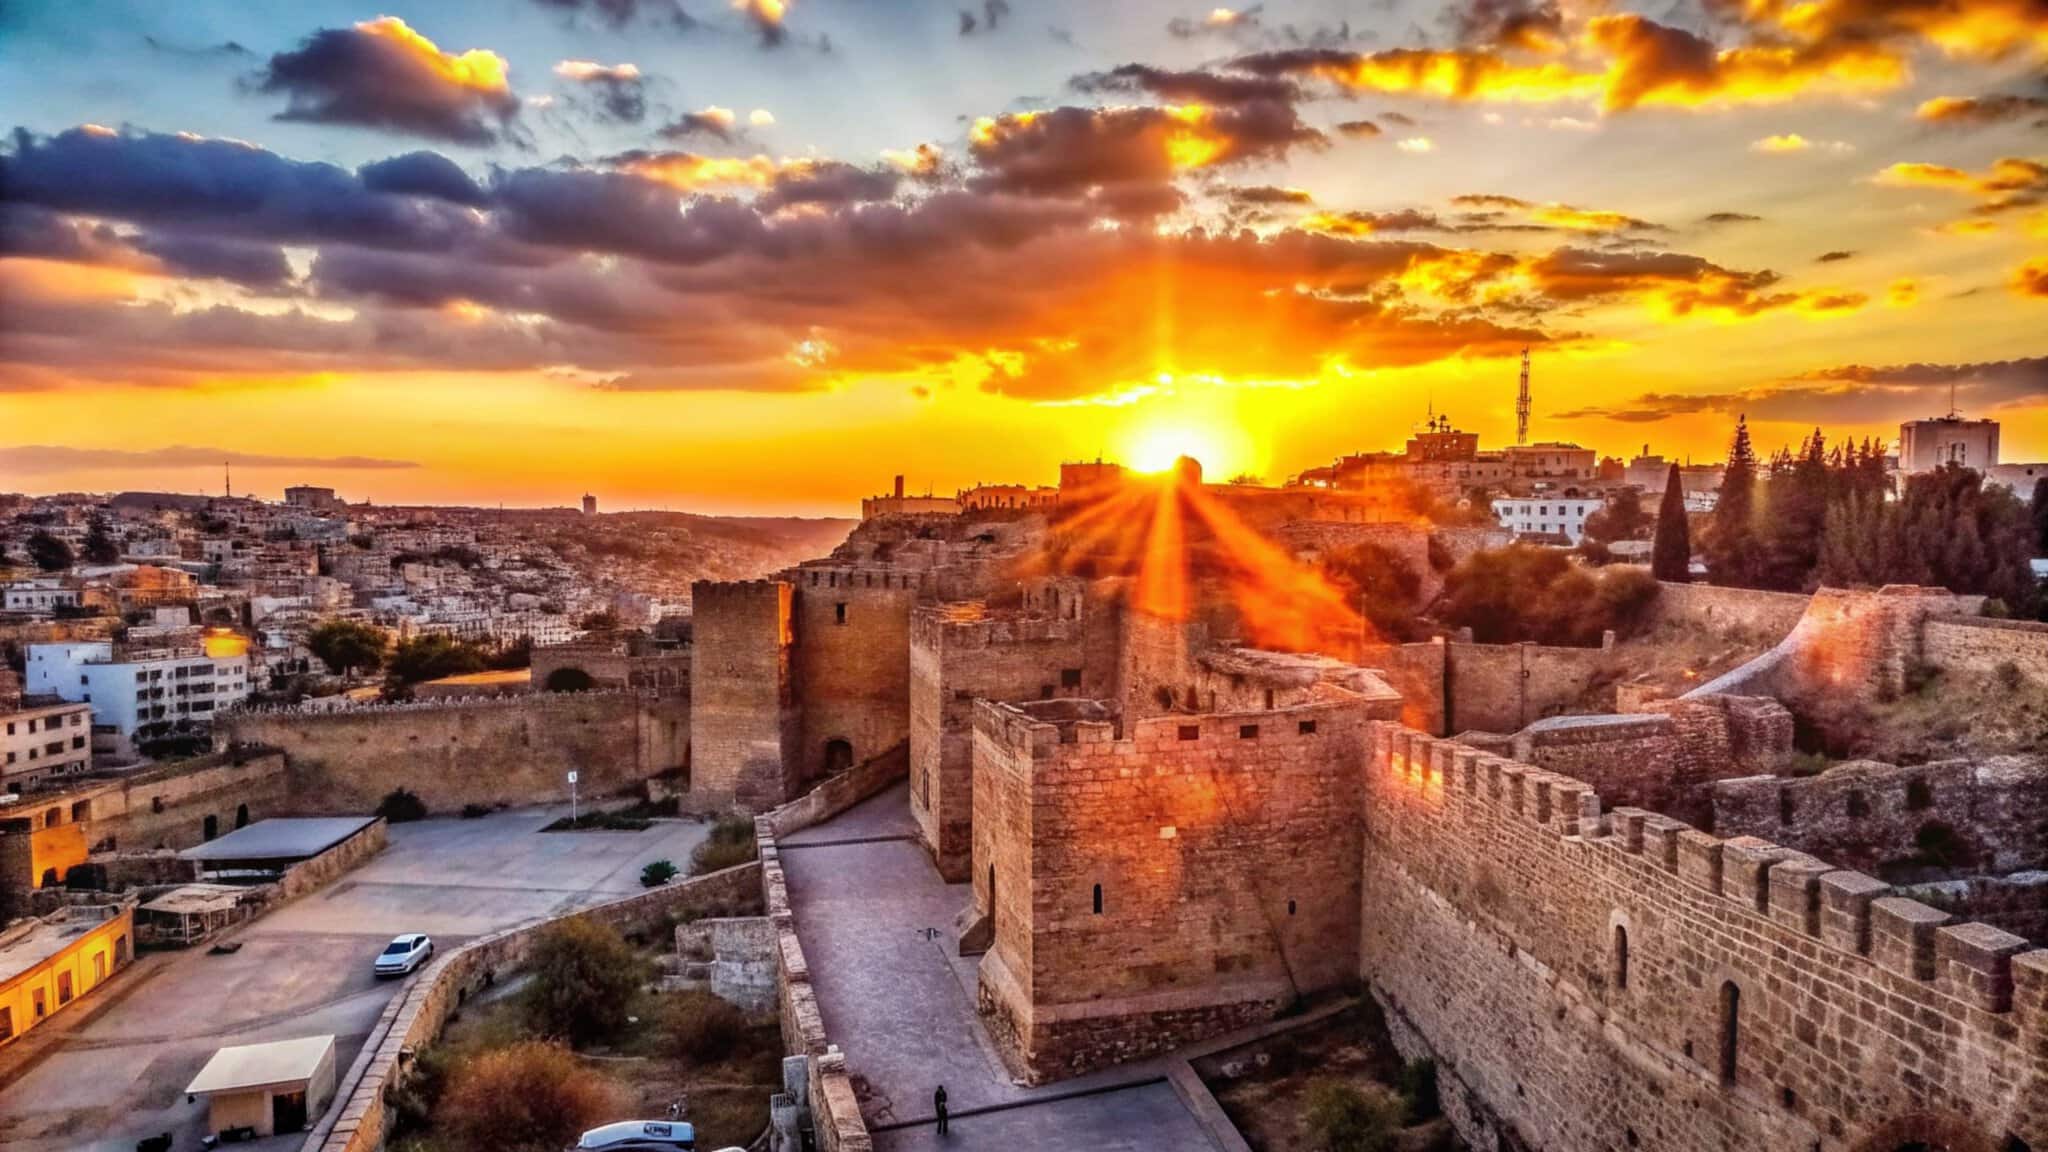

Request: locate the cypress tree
(1653, 462), (1691, 581)
(1707, 415), (1759, 586)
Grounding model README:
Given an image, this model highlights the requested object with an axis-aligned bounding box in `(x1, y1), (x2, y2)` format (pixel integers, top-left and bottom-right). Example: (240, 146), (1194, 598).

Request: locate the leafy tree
(640, 859), (679, 887)
(1652, 463), (1692, 581)
(435, 1041), (618, 1152)
(388, 633), (487, 685)
(1704, 416), (1760, 587)
(376, 788), (428, 823)
(1319, 541), (1427, 642)
(1583, 487), (1649, 544)
(25, 530), (73, 572)
(1439, 545), (1659, 646)
(523, 918), (646, 1046)
(308, 619), (387, 678)
(1757, 429), (1830, 591)
(82, 516), (119, 564)
(2033, 478), (2048, 556)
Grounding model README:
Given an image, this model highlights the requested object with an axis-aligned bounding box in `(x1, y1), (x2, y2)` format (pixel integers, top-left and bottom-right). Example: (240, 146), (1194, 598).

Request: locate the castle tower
(689, 580), (797, 810)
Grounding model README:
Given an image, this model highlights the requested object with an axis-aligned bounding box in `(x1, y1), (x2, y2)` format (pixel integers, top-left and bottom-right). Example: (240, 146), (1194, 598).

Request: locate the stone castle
(188, 465), (2048, 1151)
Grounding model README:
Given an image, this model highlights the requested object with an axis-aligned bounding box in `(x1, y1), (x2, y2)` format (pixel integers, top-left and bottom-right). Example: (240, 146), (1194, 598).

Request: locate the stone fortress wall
(1362, 723), (2048, 1152)
(218, 691), (689, 813)
(971, 665), (1403, 1082)
(689, 580), (798, 811)
(782, 565), (921, 793)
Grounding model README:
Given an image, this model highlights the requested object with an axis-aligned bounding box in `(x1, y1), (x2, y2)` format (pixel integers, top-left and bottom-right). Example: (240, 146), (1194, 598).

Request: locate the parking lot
(0, 807), (710, 1152)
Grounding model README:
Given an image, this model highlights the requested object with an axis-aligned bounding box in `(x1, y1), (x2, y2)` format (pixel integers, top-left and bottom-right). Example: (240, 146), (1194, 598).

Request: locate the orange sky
(2, 1), (2045, 515)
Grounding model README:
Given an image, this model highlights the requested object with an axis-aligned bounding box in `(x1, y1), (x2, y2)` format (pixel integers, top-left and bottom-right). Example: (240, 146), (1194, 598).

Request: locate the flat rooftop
(139, 884), (249, 916)
(0, 906), (122, 985)
(186, 1034), (334, 1095)
(181, 817), (376, 864)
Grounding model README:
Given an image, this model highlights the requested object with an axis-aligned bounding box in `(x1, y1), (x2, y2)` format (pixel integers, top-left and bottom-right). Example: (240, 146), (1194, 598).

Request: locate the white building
(24, 642), (251, 760)
(1492, 496), (1604, 544)
(2, 698), (94, 789)
(3, 582), (82, 616)
(1900, 415), (1999, 474)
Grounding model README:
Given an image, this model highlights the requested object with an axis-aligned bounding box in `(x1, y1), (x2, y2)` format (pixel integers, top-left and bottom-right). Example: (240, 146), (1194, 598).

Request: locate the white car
(373, 933), (433, 978)
(575, 1121), (702, 1150)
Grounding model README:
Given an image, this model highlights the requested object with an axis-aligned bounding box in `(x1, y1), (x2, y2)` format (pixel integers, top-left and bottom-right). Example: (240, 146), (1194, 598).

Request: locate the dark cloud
(1817, 250), (1856, 263)
(554, 61), (648, 123)
(658, 109), (749, 145)
(1336, 119), (1382, 138)
(2017, 259), (2048, 300)
(0, 202), (132, 265)
(0, 445), (418, 473)
(1916, 93), (2048, 129)
(528, 0), (696, 32)
(1303, 208), (1444, 234)
(958, 0), (1012, 36)
(1072, 64), (1301, 108)
(254, 17), (521, 145)
(358, 151), (490, 207)
(1, 127), (485, 252)
(131, 232), (293, 289)
(490, 165), (763, 264)
(967, 103), (1325, 213)
(1444, 0), (1564, 52)
(1700, 212), (1762, 226)
(1557, 357), (2048, 425)
(1225, 185), (1313, 206)
(1381, 111), (1418, 127)
(142, 35), (252, 58)
(758, 162), (903, 212)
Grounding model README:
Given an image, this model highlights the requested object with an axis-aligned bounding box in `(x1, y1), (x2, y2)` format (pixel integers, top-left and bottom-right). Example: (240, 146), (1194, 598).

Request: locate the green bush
(1399, 1057), (1441, 1122)
(1439, 544), (1661, 647)
(641, 859), (679, 888)
(690, 815), (758, 876)
(1303, 1079), (1404, 1152)
(377, 788), (429, 823)
(664, 990), (748, 1064)
(523, 919), (646, 1047)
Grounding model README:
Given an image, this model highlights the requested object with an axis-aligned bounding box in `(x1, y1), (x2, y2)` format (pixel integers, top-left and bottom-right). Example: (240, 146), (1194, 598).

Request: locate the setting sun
(1125, 425), (1227, 475)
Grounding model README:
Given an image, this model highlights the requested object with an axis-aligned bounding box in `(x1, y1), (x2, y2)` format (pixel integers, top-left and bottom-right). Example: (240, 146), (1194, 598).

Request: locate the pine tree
(1706, 416), (1759, 587)
(1653, 462), (1691, 581)
(2032, 477), (2048, 556)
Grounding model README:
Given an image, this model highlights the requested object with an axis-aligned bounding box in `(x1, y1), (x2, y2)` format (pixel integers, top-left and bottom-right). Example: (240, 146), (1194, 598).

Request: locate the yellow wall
(0, 906), (134, 1047)
(207, 1089), (272, 1138)
(29, 823), (87, 888)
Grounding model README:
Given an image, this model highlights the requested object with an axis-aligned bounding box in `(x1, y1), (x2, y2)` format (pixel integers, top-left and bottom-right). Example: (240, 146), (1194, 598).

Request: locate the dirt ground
(1195, 999), (1462, 1152)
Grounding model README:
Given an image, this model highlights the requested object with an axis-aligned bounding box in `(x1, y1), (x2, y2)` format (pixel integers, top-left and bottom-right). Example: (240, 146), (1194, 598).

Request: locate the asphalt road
(0, 807), (710, 1152)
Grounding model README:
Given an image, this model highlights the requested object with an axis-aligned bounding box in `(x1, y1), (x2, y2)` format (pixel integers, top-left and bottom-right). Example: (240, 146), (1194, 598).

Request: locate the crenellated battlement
(1368, 717), (2048, 1029)
(910, 602), (1083, 652)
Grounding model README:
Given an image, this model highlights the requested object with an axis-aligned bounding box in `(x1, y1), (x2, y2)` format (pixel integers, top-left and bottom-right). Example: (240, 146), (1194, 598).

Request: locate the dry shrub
(436, 1041), (618, 1152)
(524, 918), (646, 1047)
(1303, 1078), (1404, 1152)
(691, 816), (758, 876)
(664, 989), (748, 1064)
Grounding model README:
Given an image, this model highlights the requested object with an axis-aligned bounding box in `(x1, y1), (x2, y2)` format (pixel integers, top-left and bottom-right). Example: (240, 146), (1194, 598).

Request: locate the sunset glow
(0, 1), (2043, 514)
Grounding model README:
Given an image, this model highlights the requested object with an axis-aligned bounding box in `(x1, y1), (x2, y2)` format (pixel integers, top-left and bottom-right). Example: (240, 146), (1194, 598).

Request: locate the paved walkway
(779, 784), (1218, 1151)
(0, 807), (711, 1152)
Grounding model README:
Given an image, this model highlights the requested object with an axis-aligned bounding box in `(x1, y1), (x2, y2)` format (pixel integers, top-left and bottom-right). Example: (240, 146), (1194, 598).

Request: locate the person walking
(934, 1084), (949, 1135)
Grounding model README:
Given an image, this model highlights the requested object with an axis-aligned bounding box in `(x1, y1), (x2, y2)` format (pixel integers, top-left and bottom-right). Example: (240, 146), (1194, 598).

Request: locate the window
(1092, 884), (1103, 914)
(93, 952), (106, 982)
(1906, 777), (1934, 811)
(0, 1006), (11, 1041)
(1778, 789), (1796, 825)
(1239, 724), (1260, 739)
(32, 989), (46, 1019)
(1299, 720), (1318, 735)
(1613, 925), (1629, 990)
(834, 602), (847, 625)
(1060, 668), (1082, 689)
(1846, 789), (1869, 819)
(57, 971), (73, 1005)
(1718, 981), (1740, 1085)
(1177, 725), (1200, 741)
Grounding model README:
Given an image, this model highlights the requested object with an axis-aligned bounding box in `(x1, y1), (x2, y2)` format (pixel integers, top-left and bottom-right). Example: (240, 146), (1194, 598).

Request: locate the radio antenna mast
(1515, 348), (1532, 447)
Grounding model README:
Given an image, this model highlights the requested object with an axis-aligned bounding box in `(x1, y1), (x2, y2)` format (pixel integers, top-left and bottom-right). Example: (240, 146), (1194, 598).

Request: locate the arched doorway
(203, 814), (218, 841)
(545, 666), (597, 693)
(235, 803), (250, 829)
(823, 739), (853, 776)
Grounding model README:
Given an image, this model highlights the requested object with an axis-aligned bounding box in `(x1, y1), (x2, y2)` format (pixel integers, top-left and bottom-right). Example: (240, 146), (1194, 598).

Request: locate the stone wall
(218, 694), (688, 815)
(1357, 640), (1445, 734)
(1712, 756), (2048, 876)
(1648, 581), (1811, 643)
(972, 683), (1402, 1083)
(908, 605), (1089, 881)
(1361, 723), (2048, 1152)
(83, 751), (292, 851)
(1924, 617), (2048, 684)
(673, 916), (777, 1012)
(1446, 640), (1616, 735)
(1509, 695), (1792, 824)
(691, 580), (797, 811)
(1690, 585), (1980, 704)
(1903, 873), (2048, 946)
(308, 860), (768, 1152)
(786, 567), (919, 794)
(531, 641), (690, 692)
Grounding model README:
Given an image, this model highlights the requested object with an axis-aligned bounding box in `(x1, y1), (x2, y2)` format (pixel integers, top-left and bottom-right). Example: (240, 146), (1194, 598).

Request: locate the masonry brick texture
(973, 687), (1400, 1082)
(784, 566), (920, 792)
(1362, 723), (2048, 1152)
(691, 580), (798, 810)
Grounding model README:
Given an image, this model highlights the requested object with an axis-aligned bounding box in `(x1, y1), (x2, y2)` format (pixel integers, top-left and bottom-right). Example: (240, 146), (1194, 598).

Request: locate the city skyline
(3, 0), (2046, 514)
